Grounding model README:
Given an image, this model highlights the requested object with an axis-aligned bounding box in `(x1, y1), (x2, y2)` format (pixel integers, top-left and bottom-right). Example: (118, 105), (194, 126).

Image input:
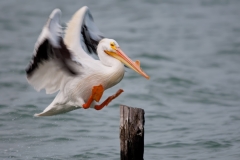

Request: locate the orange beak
(105, 47), (150, 79)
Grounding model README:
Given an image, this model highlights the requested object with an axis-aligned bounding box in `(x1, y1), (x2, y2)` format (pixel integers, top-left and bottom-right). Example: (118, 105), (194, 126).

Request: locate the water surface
(0, 0), (240, 159)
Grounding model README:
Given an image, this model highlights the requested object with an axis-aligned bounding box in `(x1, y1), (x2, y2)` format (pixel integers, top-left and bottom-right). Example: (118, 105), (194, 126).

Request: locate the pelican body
(26, 6), (149, 116)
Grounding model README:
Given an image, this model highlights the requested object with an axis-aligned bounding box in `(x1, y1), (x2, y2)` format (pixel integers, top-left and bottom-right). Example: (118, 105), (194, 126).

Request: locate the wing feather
(26, 9), (80, 94)
(64, 6), (104, 60)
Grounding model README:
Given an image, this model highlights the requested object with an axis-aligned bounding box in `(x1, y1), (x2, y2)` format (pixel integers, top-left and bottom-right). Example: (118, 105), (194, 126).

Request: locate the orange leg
(82, 85), (104, 109)
(82, 95), (93, 109)
(94, 89), (124, 110)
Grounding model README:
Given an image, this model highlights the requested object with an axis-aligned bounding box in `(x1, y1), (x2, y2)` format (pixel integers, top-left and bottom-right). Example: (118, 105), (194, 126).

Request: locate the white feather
(64, 6), (93, 60)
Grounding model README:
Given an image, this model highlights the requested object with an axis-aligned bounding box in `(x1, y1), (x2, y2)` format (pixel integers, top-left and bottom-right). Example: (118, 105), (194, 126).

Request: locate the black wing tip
(26, 39), (50, 77)
(82, 24), (94, 53)
(25, 63), (34, 78)
(81, 24), (105, 54)
(56, 38), (79, 76)
(26, 37), (79, 78)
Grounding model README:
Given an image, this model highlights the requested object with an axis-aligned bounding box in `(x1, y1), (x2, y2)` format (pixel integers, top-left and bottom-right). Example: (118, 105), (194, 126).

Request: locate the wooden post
(120, 105), (145, 160)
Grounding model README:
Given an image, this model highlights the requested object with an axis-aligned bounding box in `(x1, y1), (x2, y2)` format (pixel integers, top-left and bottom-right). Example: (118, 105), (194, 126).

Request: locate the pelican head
(99, 38), (150, 79)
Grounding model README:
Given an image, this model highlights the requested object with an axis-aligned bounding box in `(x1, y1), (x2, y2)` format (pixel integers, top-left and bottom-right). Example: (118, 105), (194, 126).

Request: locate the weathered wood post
(120, 105), (145, 160)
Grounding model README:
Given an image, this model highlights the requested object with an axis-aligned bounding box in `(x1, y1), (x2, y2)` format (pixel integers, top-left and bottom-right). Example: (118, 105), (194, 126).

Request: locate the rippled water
(1, 0), (240, 159)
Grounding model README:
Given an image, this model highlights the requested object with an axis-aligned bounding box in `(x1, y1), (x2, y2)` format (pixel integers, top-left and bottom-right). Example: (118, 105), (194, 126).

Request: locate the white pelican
(26, 6), (149, 117)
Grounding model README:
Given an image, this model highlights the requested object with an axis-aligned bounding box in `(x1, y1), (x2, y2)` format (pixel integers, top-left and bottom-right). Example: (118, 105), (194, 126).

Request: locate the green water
(0, 0), (240, 159)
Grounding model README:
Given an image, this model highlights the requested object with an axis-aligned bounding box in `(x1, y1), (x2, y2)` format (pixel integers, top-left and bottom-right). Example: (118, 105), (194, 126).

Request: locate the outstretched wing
(26, 9), (80, 94)
(64, 6), (104, 60)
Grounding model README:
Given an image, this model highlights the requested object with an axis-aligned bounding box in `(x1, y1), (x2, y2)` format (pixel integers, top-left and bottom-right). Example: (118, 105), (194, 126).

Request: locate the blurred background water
(0, 0), (240, 159)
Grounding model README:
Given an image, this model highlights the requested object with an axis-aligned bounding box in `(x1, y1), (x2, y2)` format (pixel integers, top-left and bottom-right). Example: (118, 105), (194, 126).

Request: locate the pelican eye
(110, 42), (116, 50)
